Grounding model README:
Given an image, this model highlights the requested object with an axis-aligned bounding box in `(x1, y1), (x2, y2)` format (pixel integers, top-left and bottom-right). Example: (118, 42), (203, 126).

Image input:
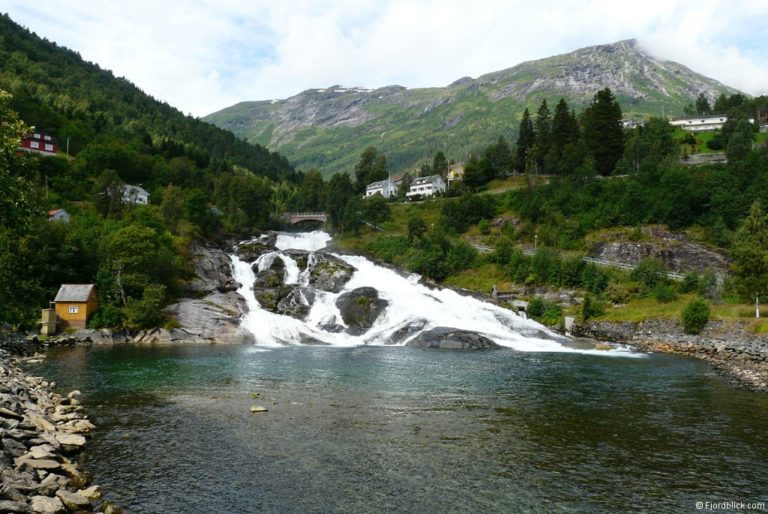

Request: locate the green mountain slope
(205, 39), (740, 176)
(0, 13), (294, 180)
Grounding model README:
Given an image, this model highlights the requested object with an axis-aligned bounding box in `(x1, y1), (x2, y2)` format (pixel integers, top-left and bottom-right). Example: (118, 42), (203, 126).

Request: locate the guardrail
(472, 244), (685, 281)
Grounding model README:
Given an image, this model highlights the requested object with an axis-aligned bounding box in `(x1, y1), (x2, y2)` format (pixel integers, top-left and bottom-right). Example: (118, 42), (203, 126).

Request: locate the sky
(3, 0), (768, 117)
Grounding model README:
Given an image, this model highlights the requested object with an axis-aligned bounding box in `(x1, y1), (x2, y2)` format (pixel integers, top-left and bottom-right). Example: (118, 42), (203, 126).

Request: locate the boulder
(0, 500), (32, 513)
(284, 249), (310, 270)
(55, 490), (90, 511)
(387, 320), (429, 345)
(163, 292), (253, 345)
(308, 254), (356, 293)
(234, 237), (274, 262)
(53, 433), (85, 447)
(14, 457), (60, 470)
(335, 287), (388, 333)
(406, 328), (501, 350)
(29, 495), (64, 514)
(76, 485), (101, 501)
(275, 287), (316, 320)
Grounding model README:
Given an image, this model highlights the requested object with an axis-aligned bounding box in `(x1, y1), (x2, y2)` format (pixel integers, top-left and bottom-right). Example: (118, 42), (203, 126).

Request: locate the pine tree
(549, 98), (580, 173)
(515, 108), (535, 173)
(732, 200), (768, 317)
(533, 99), (552, 172)
(581, 88), (624, 176)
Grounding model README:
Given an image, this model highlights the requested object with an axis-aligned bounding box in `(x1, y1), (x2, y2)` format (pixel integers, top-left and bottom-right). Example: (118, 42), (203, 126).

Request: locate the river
(34, 232), (768, 512)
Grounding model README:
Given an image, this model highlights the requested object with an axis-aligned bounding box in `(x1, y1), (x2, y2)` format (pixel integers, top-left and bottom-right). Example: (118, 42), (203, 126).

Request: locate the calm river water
(37, 344), (768, 513)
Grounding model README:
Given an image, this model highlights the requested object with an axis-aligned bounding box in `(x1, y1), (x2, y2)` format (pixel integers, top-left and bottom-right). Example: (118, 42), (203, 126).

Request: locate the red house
(19, 132), (58, 156)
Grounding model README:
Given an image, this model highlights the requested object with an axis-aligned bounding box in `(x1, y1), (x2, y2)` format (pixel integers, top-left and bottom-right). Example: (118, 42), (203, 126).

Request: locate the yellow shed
(54, 284), (98, 329)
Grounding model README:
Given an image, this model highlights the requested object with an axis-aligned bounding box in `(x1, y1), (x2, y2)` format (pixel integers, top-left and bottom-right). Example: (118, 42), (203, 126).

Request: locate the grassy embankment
(337, 177), (768, 332)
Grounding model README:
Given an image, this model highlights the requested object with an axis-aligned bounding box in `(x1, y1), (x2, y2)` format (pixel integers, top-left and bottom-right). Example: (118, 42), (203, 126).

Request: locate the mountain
(205, 39), (740, 176)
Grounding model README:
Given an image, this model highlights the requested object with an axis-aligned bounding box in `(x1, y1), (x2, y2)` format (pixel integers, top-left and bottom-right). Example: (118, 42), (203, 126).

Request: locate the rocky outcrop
(308, 254), (355, 293)
(335, 287), (388, 333)
(186, 243), (237, 295)
(406, 328), (501, 350)
(0, 349), (106, 512)
(573, 319), (768, 392)
(234, 234), (276, 263)
(588, 226), (730, 274)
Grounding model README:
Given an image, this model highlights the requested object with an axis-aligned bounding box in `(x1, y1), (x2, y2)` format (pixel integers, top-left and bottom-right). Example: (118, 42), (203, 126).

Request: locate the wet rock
(335, 287), (388, 333)
(308, 254), (356, 293)
(406, 328), (501, 350)
(76, 485), (101, 501)
(235, 236), (277, 262)
(275, 287), (316, 320)
(163, 292), (253, 345)
(284, 249), (309, 270)
(388, 320), (428, 345)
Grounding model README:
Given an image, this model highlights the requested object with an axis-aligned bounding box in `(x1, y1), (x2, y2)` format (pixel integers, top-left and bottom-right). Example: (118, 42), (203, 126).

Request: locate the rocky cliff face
(588, 226), (731, 274)
(205, 39), (739, 176)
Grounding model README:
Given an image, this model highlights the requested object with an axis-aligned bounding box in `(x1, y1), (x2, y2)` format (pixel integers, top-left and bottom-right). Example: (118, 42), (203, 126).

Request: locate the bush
(89, 304), (124, 329)
(123, 284), (167, 330)
(605, 281), (640, 304)
(682, 297), (710, 334)
(631, 257), (668, 292)
(652, 283), (678, 303)
(679, 272), (701, 294)
(581, 293), (605, 321)
(697, 271), (719, 300)
(478, 219), (491, 235)
(527, 297), (562, 326)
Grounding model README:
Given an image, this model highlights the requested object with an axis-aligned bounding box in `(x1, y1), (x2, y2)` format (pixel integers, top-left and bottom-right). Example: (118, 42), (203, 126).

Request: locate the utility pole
(66, 137), (70, 156)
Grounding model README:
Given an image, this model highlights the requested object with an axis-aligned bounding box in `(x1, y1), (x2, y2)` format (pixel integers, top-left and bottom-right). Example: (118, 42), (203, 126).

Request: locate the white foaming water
(232, 232), (640, 356)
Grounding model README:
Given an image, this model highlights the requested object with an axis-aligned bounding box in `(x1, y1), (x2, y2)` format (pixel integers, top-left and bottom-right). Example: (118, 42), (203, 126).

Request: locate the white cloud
(3, 0), (768, 116)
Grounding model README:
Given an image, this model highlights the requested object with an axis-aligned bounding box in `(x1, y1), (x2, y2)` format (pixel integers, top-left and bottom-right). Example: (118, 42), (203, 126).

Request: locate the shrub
(478, 219), (491, 235)
(652, 283), (678, 303)
(679, 272), (700, 294)
(697, 271), (719, 300)
(527, 297), (562, 326)
(631, 257), (668, 292)
(581, 293), (605, 321)
(605, 281), (639, 304)
(123, 284), (167, 330)
(682, 297), (710, 334)
(89, 304), (124, 329)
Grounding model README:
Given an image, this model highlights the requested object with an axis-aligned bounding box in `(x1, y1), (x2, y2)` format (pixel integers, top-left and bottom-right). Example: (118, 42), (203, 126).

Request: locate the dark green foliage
(89, 304), (123, 329)
(652, 283), (678, 303)
(432, 151), (449, 178)
(695, 93), (712, 115)
(581, 293), (604, 321)
(440, 194), (497, 233)
(326, 172), (355, 232)
(407, 216), (427, 243)
(630, 257), (669, 292)
(679, 272), (701, 293)
(123, 284), (167, 330)
(361, 195), (391, 226)
(478, 219), (491, 235)
(681, 298), (710, 334)
(533, 99), (552, 172)
(515, 108), (535, 172)
(354, 147), (388, 193)
(731, 201), (768, 309)
(581, 88), (624, 176)
(527, 297), (562, 325)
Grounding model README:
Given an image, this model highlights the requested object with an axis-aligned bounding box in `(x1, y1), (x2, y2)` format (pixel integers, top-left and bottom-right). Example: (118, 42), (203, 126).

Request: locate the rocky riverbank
(573, 319), (768, 392)
(0, 334), (115, 513)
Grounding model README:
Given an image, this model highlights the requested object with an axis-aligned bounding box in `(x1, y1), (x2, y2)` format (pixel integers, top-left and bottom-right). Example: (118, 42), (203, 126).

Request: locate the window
(44, 135), (52, 141)
(34, 132), (40, 139)
(68, 306), (79, 314)
(44, 144), (53, 151)
(30, 141), (39, 149)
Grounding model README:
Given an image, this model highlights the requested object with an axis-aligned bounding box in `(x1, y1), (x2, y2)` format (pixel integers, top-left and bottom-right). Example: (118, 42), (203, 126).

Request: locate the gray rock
(308, 254), (356, 293)
(3, 437), (28, 457)
(53, 433), (85, 447)
(29, 495), (64, 514)
(235, 236), (275, 262)
(188, 243), (238, 294)
(406, 328), (501, 350)
(335, 287), (388, 333)
(275, 287), (316, 320)
(0, 500), (32, 513)
(54, 490), (90, 511)
(388, 320), (428, 345)
(163, 292), (253, 345)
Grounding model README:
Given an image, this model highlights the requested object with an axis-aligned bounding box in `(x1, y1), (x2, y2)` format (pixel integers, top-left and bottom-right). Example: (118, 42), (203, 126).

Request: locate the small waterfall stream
(231, 231), (636, 355)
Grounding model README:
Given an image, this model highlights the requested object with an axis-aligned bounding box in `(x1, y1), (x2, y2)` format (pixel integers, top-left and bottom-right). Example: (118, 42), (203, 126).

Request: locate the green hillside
(206, 39), (740, 176)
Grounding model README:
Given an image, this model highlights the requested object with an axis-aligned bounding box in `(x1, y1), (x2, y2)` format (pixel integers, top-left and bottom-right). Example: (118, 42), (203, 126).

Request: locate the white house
(406, 175), (446, 199)
(364, 178), (397, 199)
(47, 208), (70, 223)
(669, 115), (728, 132)
(122, 184), (150, 205)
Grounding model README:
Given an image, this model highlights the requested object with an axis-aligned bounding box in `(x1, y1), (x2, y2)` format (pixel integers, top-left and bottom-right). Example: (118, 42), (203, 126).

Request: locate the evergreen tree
(325, 172), (355, 232)
(581, 88), (624, 176)
(695, 93), (712, 115)
(432, 151), (449, 178)
(533, 99), (552, 172)
(515, 108), (535, 173)
(549, 98), (580, 173)
(353, 147), (388, 192)
(732, 200), (768, 317)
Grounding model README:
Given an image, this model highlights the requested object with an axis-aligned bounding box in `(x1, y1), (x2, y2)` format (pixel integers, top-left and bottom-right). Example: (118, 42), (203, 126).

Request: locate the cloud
(4, 0), (768, 116)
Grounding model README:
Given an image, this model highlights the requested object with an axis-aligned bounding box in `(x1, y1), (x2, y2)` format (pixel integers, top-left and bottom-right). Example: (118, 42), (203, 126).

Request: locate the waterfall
(231, 231), (637, 356)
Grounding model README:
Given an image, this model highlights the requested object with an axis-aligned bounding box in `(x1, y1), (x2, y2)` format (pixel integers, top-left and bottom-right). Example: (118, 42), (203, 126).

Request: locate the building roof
(366, 179), (394, 189)
(411, 175), (443, 186)
(54, 284), (95, 303)
(123, 184), (150, 197)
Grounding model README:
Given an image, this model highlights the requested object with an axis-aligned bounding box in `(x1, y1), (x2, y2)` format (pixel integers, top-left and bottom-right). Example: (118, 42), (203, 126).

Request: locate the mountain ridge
(205, 39), (741, 176)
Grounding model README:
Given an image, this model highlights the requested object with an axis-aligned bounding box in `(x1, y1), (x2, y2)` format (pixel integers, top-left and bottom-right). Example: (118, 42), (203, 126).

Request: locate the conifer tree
(581, 88), (624, 176)
(515, 108), (535, 173)
(732, 200), (768, 317)
(533, 99), (552, 172)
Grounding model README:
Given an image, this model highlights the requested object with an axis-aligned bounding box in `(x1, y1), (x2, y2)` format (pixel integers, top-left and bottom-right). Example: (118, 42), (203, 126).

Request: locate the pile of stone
(0, 349), (114, 513)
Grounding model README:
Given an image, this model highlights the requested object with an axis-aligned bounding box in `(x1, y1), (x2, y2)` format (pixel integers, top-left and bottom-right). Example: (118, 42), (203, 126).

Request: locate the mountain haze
(205, 39), (740, 176)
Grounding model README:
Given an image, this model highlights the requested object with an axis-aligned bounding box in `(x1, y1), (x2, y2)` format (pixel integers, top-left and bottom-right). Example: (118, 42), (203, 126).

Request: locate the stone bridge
(281, 212), (328, 224)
